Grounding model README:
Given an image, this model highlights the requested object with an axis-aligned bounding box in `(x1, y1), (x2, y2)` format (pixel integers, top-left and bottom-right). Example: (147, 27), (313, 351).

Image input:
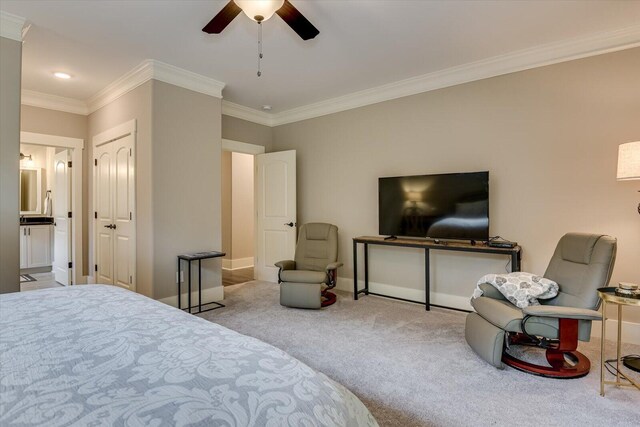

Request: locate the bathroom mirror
(20, 167), (42, 214)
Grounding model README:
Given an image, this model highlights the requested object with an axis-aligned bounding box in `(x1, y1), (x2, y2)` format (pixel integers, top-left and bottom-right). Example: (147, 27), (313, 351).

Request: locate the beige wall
(21, 105), (87, 139)
(221, 151), (255, 264)
(21, 105), (89, 272)
(151, 80), (222, 300)
(272, 48), (640, 326)
(0, 37), (22, 293)
(88, 81), (154, 296)
(231, 152), (254, 260)
(222, 115), (272, 150)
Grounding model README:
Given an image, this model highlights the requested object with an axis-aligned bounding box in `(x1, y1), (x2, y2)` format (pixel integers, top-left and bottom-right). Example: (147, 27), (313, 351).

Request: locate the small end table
(597, 287), (640, 396)
(177, 251), (226, 314)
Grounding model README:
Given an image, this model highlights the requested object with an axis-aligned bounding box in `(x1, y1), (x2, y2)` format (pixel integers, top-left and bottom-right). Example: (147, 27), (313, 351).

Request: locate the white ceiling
(3, 0), (640, 113)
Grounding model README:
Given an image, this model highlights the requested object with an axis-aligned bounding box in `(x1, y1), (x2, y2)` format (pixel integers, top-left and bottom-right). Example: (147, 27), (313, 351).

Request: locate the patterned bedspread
(0, 285), (377, 426)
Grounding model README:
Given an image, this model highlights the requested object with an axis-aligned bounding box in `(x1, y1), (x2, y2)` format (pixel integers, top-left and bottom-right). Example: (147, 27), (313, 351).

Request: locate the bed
(0, 285), (377, 426)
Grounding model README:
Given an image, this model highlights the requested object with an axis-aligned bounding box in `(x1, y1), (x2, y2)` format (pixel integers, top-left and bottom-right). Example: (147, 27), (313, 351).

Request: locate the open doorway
(18, 132), (84, 290)
(221, 140), (264, 286)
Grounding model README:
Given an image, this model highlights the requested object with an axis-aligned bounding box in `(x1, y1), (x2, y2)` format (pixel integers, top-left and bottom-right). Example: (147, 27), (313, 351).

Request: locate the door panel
(52, 150), (71, 285)
(97, 231), (113, 284)
(114, 145), (130, 221)
(264, 162), (288, 216)
(255, 150), (296, 282)
(115, 235), (131, 288)
(95, 144), (114, 284)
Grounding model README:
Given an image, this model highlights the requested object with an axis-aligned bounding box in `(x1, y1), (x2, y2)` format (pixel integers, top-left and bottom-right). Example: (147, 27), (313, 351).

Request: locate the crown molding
(268, 25), (640, 126)
(21, 89), (89, 115)
(1, 11), (26, 42)
(86, 60), (154, 114)
(222, 101), (274, 127)
(87, 59), (226, 114)
(153, 60), (226, 99)
(17, 24), (640, 125)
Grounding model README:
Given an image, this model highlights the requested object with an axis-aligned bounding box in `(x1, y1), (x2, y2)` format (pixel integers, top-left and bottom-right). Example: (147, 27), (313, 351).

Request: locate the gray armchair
(465, 233), (616, 378)
(276, 223), (343, 309)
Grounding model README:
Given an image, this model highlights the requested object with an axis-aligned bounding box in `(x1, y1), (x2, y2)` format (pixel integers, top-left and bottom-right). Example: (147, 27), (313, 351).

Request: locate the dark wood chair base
(503, 349), (590, 379)
(503, 317), (590, 379)
(321, 291), (337, 307)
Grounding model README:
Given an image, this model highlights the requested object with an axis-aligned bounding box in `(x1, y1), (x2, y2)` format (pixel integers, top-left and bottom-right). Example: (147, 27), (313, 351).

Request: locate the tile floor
(20, 272), (64, 292)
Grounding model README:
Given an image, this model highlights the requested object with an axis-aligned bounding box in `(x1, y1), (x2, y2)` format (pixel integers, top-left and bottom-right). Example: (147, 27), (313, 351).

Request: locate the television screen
(378, 171), (489, 241)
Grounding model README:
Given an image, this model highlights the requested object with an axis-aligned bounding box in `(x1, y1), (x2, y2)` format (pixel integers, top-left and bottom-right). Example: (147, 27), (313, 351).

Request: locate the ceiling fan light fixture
(234, 0), (284, 22)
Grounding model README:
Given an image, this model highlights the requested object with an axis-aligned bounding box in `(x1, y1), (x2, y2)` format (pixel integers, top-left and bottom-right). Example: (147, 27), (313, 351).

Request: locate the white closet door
(94, 135), (135, 290)
(255, 150), (297, 282)
(53, 150), (71, 285)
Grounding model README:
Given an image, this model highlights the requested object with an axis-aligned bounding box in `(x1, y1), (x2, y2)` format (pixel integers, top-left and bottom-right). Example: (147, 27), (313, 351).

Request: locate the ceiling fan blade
(276, 0), (319, 40)
(202, 0), (242, 34)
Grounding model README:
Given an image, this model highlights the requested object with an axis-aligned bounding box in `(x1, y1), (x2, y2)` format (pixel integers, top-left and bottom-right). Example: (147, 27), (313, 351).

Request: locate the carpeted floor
(200, 281), (640, 427)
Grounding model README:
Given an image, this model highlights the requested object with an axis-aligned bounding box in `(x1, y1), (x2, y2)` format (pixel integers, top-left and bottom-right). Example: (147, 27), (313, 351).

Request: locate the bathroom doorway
(19, 132), (84, 289)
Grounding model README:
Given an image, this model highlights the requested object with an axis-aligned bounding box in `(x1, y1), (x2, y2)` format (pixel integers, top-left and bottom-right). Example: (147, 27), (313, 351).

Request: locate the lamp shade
(617, 141), (640, 181)
(235, 0), (284, 22)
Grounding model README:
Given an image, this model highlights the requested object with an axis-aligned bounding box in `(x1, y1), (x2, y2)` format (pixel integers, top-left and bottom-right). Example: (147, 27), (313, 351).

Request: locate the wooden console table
(352, 236), (522, 311)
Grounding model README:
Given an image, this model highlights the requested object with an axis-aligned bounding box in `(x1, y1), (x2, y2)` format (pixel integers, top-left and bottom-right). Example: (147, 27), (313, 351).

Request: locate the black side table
(177, 251), (226, 314)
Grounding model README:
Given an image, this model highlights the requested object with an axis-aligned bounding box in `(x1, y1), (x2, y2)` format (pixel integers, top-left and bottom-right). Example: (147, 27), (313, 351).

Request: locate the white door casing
(52, 150), (71, 285)
(94, 130), (136, 291)
(255, 150), (297, 283)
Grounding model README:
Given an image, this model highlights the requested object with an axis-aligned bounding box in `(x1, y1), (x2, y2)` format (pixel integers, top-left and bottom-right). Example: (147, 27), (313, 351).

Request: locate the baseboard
(591, 319), (640, 345)
(158, 286), (224, 309)
(336, 278), (473, 311)
(336, 278), (640, 344)
(222, 257), (254, 271)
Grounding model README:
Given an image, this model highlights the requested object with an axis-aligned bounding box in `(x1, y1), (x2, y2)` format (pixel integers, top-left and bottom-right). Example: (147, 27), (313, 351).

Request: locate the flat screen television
(378, 171), (489, 241)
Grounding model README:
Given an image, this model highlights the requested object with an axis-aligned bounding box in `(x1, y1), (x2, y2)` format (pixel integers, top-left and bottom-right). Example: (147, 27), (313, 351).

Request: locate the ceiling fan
(202, 0), (319, 40)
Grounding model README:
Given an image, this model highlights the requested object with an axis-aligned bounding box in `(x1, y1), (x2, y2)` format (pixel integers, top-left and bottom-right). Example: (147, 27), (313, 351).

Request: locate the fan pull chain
(257, 21), (263, 77)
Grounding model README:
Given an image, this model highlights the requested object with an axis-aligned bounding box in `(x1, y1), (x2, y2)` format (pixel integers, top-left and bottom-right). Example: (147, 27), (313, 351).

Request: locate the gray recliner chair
(275, 223), (343, 309)
(465, 233), (616, 378)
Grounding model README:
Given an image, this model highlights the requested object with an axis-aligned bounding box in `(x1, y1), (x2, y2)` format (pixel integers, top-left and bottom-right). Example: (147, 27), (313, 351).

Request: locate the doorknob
(104, 224), (117, 229)
(284, 222), (296, 227)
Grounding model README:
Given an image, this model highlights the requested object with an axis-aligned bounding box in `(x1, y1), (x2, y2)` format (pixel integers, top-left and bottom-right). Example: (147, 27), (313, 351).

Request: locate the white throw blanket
(472, 272), (559, 308)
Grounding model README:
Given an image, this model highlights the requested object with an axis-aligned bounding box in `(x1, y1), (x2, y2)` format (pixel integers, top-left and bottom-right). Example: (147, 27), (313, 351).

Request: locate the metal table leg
(600, 299), (606, 396)
(425, 249), (430, 311)
(617, 304), (622, 386)
(511, 251), (521, 272)
(353, 241), (358, 300)
(178, 259), (182, 310)
(188, 261), (192, 314)
(198, 259), (202, 313)
(364, 243), (369, 295)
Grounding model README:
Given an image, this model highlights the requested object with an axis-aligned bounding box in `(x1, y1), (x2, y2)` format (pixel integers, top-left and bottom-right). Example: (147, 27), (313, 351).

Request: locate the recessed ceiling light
(53, 72), (72, 79)
(262, 105), (272, 111)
